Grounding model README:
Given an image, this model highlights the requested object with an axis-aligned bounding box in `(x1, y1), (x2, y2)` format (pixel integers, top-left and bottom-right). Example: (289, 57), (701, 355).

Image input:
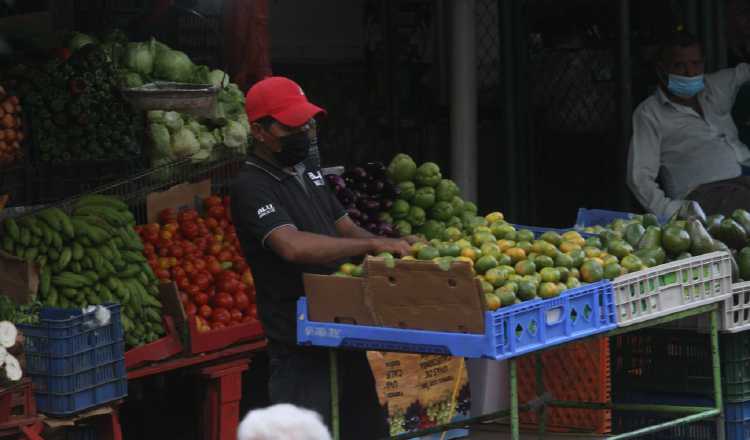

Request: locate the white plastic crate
(612, 251), (733, 327)
(666, 281), (750, 333)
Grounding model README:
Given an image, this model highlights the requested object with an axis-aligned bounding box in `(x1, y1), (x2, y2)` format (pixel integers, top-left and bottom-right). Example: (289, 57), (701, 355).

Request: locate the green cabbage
(153, 49), (194, 83)
(68, 32), (96, 51)
(147, 110), (165, 123)
(149, 123), (173, 159)
(198, 131), (217, 151)
(163, 111), (183, 132)
(123, 41), (155, 76)
(118, 71), (143, 88)
(221, 120), (248, 149)
(209, 70), (229, 88)
(171, 128), (200, 157)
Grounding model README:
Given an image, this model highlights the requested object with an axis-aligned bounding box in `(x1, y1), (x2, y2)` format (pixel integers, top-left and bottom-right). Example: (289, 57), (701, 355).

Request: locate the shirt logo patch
(307, 171), (325, 187)
(257, 204), (276, 219)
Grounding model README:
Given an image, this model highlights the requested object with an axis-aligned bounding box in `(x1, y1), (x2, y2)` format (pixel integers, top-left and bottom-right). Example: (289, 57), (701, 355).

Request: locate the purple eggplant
(367, 180), (385, 195)
(380, 198), (394, 211)
(325, 174), (346, 190)
(365, 162), (386, 179)
(360, 212), (370, 223)
(355, 180), (369, 193)
(350, 166), (368, 182)
(353, 190), (367, 200)
(357, 198), (381, 214)
(338, 188), (356, 206)
(377, 223), (395, 237)
(365, 222), (380, 234)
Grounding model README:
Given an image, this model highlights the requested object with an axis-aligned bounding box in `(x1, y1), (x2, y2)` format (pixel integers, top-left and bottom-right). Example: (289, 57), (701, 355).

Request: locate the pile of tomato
(135, 195), (257, 332)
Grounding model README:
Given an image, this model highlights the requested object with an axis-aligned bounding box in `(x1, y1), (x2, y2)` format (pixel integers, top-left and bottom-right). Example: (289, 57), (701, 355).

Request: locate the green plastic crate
(721, 331), (750, 402)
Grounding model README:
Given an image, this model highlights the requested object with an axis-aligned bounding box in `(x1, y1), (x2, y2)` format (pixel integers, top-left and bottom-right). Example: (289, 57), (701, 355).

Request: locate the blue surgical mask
(667, 73), (705, 98)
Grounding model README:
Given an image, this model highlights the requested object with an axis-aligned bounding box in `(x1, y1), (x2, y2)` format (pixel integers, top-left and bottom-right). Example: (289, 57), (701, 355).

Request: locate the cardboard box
(0, 251), (39, 304)
(146, 179), (211, 223)
(304, 257), (486, 334)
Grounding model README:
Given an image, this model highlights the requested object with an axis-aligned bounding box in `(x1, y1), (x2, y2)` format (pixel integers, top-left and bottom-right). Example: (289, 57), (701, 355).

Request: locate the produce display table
(325, 304), (724, 440)
(127, 339), (267, 440)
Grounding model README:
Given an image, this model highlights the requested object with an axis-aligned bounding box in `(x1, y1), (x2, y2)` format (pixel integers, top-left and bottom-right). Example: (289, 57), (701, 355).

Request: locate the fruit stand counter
(377, 303), (723, 440)
(127, 339), (267, 440)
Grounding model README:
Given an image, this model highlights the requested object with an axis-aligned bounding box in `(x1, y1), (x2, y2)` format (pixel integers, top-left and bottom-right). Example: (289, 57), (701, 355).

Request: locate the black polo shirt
(230, 155), (347, 343)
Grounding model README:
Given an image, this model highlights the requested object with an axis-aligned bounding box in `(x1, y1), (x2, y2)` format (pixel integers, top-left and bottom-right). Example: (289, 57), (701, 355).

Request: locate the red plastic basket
(518, 336), (611, 434)
(124, 316), (183, 370)
(186, 316), (265, 355)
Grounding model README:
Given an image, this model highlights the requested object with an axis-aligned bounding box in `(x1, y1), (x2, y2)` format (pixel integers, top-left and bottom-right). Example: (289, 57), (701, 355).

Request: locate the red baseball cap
(245, 76), (326, 127)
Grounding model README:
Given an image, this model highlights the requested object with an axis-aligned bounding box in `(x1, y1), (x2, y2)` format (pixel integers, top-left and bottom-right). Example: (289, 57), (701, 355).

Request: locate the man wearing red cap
(231, 76), (409, 438)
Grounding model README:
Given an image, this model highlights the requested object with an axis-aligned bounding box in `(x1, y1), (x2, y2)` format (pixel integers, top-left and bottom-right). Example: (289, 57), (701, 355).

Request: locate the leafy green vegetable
(153, 49), (194, 83)
(123, 41), (155, 77)
(171, 128), (200, 157)
(163, 111), (184, 132)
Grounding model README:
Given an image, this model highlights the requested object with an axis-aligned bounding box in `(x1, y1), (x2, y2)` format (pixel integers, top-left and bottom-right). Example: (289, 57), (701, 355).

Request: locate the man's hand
(369, 237), (412, 257)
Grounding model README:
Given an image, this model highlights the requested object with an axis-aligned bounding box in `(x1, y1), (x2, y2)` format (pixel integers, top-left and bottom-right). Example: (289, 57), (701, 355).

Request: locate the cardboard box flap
(146, 179), (211, 223)
(363, 258), (485, 334)
(303, 274), (374, 325)
(0, 251), (39, 304)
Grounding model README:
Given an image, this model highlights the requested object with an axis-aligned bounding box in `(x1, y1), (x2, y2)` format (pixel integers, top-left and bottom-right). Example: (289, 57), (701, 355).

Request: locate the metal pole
(329, 350), (340, 440)
(618, 0), (633, 211)
(510, 358), (519, 440)
(718, 0), (729, 68)
(711, 308), (726, 440)
(500, 0), (518, 220)
(450, 0), (478, 202)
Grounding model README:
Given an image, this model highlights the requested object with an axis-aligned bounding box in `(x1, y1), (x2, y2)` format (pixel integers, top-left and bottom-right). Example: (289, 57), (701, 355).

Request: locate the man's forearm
(270, 229), (376, 265)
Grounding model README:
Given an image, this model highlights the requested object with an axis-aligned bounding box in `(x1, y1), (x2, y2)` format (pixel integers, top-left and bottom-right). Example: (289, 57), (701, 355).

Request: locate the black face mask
(273, 131), (311, 167)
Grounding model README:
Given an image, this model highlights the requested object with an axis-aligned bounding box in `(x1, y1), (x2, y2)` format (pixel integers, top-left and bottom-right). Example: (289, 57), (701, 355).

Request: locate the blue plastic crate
(725, 400), (750, 440)
(25, 341), (125, 376)
(575, 208), (668, 228)
(20, 305), (123, 356)
(18, 304), (127, 416)
(35, 377), (128, 417)
(31, 359), (125, 394)
(298, 281), (616, 360)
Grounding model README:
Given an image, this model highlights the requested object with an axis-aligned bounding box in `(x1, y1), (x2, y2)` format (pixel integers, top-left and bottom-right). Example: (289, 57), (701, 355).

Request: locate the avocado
(716, 218), (748, 250)
(637, 226), (662, 250)
(732, 210), (750, 237)
(688, 218), (715, 256)
(706, 214), (725, 236)
(738, 247), (750, 280)
(599, 230), (622, 248)
(662, 225), (692, 256)
(712, 239), (740, 281)
(608, 240), (634, 259)
(624, 223), (646, 248)
(642, 213), (660, 228)
(634, 249), (657, 267)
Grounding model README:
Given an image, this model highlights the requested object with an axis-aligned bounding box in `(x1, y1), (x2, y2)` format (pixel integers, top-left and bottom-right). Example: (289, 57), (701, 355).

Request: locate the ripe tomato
(158, 258), (171, 270)
(181, 221), (199, 239)
(159, 208), (177, 224)
(144, 230), (160, 245)
(207, 259), (223, 275)
(185, 302), (197, 317)
(205, 217), (219, 230)
(145, 223), (161, 235)
(182, 261), (196, 274)
(194, 292), (209, 306)
(158, 237), (172, 249)
(234, 292), (250, 311)
(176, 276), (191, 291)
(209, 243), (222, 256)
(199, 305), (212, 319)
(215, 278), (238, 294)
(219, 219), (229, 230)
(204, 195), (223, 209)
(230, 308), (243, 322)
(232, 258), (248, 274)
(168, 244), (184, 258)
(195, 316), (211, 333)
(191, 272), (212, 290)
(208, 205), (226, 220)
(248, 304), (258, 319)
(171, 266), (186, 278)
(213, 292), (234, 309)
(193, 258), (207, 271)
(211, 322), (227, 330)
(185, 284), (201, 297)
(155, 268), (171, 280)
(163, 222), (179, 234)
(211, 307), (231, 324)
(143, 242), (156, 256)
(218, 250), (234, 262)
(177, 209), (198, 223)
(160, 230), (173, 241)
